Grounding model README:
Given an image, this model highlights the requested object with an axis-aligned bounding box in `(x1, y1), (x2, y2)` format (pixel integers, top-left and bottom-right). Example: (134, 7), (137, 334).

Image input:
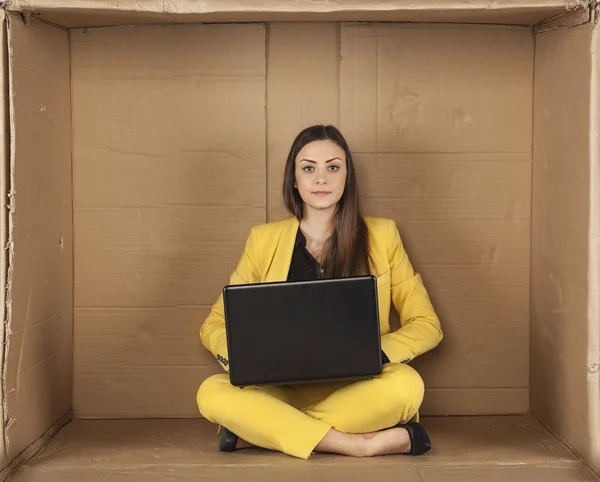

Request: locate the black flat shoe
(395, 422), (431, 455)
(217, 425), (238, 452)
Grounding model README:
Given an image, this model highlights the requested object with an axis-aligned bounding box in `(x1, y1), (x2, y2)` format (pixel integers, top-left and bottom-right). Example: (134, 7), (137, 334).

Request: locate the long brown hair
(282, 125), (372, 278)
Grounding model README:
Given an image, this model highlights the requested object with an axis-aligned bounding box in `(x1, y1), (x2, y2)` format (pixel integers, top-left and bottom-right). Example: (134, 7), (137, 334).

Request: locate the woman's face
(294, 140), (347, 213)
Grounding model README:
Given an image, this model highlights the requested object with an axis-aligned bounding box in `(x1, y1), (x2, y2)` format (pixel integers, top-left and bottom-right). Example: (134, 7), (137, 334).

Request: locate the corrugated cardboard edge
(0, 6), (7, 472)
(0, 411), (71, 482)
(4, 0), (589, 15)
(0, 7), (12, 469)
(535, 2), (593, 33)
(587, 2), (600, 475)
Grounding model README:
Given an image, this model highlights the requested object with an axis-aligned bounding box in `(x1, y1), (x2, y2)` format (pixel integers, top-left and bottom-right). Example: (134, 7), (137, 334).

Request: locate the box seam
(527, 24), (536, 417)
(67, 24), (75, 421)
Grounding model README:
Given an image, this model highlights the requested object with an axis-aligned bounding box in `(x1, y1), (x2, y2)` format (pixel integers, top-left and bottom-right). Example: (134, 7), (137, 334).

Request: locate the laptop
(222, 275), (382, 387)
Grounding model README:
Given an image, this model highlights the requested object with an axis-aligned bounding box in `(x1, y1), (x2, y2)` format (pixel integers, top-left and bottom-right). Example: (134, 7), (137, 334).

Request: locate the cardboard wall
(339, 24), (534, 415)
(531, 19), (597, 469)
(267, 23), (340, 222)
(70, 21), (535, 418)
(4, 15), (73, 461)
(70, 23), (267, 418)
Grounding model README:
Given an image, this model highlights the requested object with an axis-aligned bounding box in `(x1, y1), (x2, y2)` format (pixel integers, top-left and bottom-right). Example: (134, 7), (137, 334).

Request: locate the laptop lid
(223, 275), (382, 387)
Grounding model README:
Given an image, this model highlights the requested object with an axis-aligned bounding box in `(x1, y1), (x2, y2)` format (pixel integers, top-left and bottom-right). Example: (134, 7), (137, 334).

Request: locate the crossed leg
(197, 363), (425, 459)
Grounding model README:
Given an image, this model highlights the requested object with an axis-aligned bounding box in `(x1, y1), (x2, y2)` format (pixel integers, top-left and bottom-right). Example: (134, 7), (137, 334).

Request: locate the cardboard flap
(532, 15), (600, 474)
(5, 0), (590, 28)
(4, 13), (73, 463)
(586, 5), (600, 472)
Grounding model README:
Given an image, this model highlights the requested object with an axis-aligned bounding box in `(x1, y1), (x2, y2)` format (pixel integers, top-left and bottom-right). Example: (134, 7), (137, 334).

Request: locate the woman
(197, 125), (443, 460)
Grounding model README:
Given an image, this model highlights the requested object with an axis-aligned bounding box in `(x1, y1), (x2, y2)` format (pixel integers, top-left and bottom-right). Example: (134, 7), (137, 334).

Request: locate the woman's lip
(313, 191), (331, 195)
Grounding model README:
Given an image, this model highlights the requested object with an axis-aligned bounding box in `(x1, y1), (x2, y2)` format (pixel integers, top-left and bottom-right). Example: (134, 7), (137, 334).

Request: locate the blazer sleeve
(199, 226), (262, 372)
(380, 219), (443, 364)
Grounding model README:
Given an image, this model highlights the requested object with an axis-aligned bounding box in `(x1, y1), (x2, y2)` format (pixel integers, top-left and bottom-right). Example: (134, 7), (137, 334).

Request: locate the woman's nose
(316, 170), (327, 184)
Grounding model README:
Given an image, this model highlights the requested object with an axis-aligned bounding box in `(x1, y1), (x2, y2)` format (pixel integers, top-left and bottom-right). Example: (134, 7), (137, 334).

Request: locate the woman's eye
(329, 165), (339, 171)
(303, 166), (314, 172)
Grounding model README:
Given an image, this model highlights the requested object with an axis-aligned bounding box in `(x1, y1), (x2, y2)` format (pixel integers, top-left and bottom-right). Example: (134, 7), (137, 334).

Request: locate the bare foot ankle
(365, 428), (411, 456)
(314, 429), (370, 457)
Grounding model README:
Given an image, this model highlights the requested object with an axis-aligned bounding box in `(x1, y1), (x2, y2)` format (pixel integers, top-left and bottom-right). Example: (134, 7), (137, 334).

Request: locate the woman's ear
(293, 180), (297, 188)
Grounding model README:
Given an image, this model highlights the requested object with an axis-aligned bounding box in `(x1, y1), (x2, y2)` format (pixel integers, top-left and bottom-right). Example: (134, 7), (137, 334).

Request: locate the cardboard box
(0, 0), (599, 480)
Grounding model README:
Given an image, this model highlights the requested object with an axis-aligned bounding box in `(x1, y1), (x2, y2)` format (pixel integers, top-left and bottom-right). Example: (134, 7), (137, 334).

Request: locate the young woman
(196, 125), (443, 460)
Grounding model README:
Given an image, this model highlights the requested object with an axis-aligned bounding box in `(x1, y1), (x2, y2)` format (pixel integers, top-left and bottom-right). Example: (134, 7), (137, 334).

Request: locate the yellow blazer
(200, 216), (443, 372)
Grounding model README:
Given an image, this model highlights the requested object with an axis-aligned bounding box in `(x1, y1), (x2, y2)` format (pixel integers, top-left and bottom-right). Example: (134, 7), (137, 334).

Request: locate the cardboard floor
(6, 415), (599, 481)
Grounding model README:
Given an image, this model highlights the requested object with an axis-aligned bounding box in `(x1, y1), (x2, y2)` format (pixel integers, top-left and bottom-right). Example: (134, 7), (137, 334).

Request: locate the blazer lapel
(264, 217), (299, 283)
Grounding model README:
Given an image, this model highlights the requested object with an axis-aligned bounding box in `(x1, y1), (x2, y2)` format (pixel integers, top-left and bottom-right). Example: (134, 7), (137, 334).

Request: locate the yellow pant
(196, 363), (425, 459)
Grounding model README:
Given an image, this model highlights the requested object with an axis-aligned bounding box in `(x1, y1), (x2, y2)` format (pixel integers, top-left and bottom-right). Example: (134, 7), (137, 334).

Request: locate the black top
(287, 227), (390, 366)
(286, 228), (324, 282)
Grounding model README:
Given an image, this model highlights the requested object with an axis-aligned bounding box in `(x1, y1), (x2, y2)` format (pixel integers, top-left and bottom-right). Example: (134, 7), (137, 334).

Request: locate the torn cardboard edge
(0, 5), (6, 470)
(0, 8), (10, 466)
(587, 2), (600, 473)
(535, 3), (593, 34)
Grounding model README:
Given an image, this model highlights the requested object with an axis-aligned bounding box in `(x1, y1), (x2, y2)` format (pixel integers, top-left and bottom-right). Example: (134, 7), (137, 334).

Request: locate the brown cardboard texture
(6, 416), (600, 482)
(69, 21), (535, 420)
(267, 22), (340, 222)
(531, 16), (600, 471)
(4, 10), (73, 464)
(70, 22), (266, 419)
(0, 0), (599, 480)
(340, 23), (534, 415)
